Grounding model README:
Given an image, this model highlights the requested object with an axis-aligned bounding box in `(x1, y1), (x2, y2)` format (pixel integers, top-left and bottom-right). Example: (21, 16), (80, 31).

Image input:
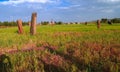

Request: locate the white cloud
(101, 9), (114, 13)
(27, 4), (43, 9)
(58, 4), (81, 10)
(0, 0), (53, 5)
(58, 7), (70, 9)
(97, 0), (120, 3)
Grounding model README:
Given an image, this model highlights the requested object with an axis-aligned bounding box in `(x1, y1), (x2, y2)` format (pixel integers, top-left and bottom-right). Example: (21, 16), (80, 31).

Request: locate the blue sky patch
(0, 0), (9, 2)
(0, 0), (120, 22)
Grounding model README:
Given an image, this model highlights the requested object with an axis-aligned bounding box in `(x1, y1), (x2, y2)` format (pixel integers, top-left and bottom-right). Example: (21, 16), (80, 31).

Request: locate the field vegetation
(0, 23), (120, 72)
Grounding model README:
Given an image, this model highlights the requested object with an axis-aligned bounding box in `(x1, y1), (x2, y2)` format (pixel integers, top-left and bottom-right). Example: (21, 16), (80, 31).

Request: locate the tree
(55, 21), (63, 25)
(101, 18), (107, 23)
(41, 21), (49, 25)
(111, 18), (120, 23)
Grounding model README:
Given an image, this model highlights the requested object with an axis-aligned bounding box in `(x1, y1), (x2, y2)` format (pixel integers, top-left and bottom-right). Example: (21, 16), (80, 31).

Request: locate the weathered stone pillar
(97, 20), (101, 29)
(30, 12), (37, 35)
(17, 19), (23, 34)
(85, 22), (87, 25)
(50, 21), (55, 26)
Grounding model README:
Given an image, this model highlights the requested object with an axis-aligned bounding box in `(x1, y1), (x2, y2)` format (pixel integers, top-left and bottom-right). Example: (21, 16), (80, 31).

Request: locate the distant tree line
(0, 21), (28, 27)
(101, 18), (120, 24)
(1, 18), (119, 27)
(0, 21), (64, 26)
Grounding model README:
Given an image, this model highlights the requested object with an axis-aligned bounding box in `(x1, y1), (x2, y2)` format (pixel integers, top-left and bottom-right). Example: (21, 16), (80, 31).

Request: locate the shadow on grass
(0, 54), (12, 72)
(39, 58), (66, 72)
(44, 46), (86, 71)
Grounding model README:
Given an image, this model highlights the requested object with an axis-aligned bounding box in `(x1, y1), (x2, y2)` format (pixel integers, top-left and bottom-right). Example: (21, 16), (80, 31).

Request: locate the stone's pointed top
(17, 19), (22, 22)
(32, 12), (37, 17)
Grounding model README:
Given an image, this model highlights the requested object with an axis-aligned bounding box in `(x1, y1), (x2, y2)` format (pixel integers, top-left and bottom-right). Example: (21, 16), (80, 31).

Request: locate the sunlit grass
(0, 23), (120, 48)
(0, 23), (120, 72)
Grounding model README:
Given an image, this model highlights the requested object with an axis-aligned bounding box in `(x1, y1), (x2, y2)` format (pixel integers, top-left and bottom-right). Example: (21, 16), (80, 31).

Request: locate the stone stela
(30, 12), (37, 35)
(97, 20), (101, 29)
(17, 19), (23, 34)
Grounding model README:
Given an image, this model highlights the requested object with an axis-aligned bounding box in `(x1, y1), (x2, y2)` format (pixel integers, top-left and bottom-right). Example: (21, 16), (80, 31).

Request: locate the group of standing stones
(17, 12), (102, 34)
(17, 12), (37, 35)
(84, 20), (101, 29)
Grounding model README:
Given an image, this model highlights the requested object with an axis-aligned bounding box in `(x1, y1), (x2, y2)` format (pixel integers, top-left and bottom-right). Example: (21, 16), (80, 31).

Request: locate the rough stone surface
(30, 12), (37, 35)
(17, 19), (23, 34)
(97, 20), (101, 29)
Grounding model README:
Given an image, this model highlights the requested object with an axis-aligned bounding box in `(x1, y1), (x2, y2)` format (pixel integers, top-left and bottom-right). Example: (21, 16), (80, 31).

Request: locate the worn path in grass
(0, 44), (38, 56)
(0, 42), (120, 72)
(0, 43), (120, 60)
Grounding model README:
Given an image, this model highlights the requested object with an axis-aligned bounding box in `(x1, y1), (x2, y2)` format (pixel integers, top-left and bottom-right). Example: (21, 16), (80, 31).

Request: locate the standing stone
(17, 19), (23, 34)
(97, 20), (101, 29)
(50, 21), (55, 26)
(85, 22), (87, 25)
(30, 12), (37, 35)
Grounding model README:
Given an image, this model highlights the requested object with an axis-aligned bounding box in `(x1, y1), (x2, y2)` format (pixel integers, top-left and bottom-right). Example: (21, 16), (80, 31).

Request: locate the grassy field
(0, 23), (120, 72)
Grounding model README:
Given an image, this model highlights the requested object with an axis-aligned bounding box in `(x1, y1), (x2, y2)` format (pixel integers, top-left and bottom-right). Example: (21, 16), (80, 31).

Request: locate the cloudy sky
(0, 0), (120, 22)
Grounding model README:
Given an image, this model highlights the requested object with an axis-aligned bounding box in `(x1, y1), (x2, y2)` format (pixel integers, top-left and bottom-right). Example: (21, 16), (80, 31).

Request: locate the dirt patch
(110, 44), (120, 56)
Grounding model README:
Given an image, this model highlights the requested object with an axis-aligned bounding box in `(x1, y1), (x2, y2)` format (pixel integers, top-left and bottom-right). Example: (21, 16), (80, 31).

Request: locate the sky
(0, 0), (120, 22)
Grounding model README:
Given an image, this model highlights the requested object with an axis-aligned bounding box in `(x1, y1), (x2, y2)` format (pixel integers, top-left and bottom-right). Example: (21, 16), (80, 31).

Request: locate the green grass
(0, 23), (120, 72)
(0, 23), (120, 48)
